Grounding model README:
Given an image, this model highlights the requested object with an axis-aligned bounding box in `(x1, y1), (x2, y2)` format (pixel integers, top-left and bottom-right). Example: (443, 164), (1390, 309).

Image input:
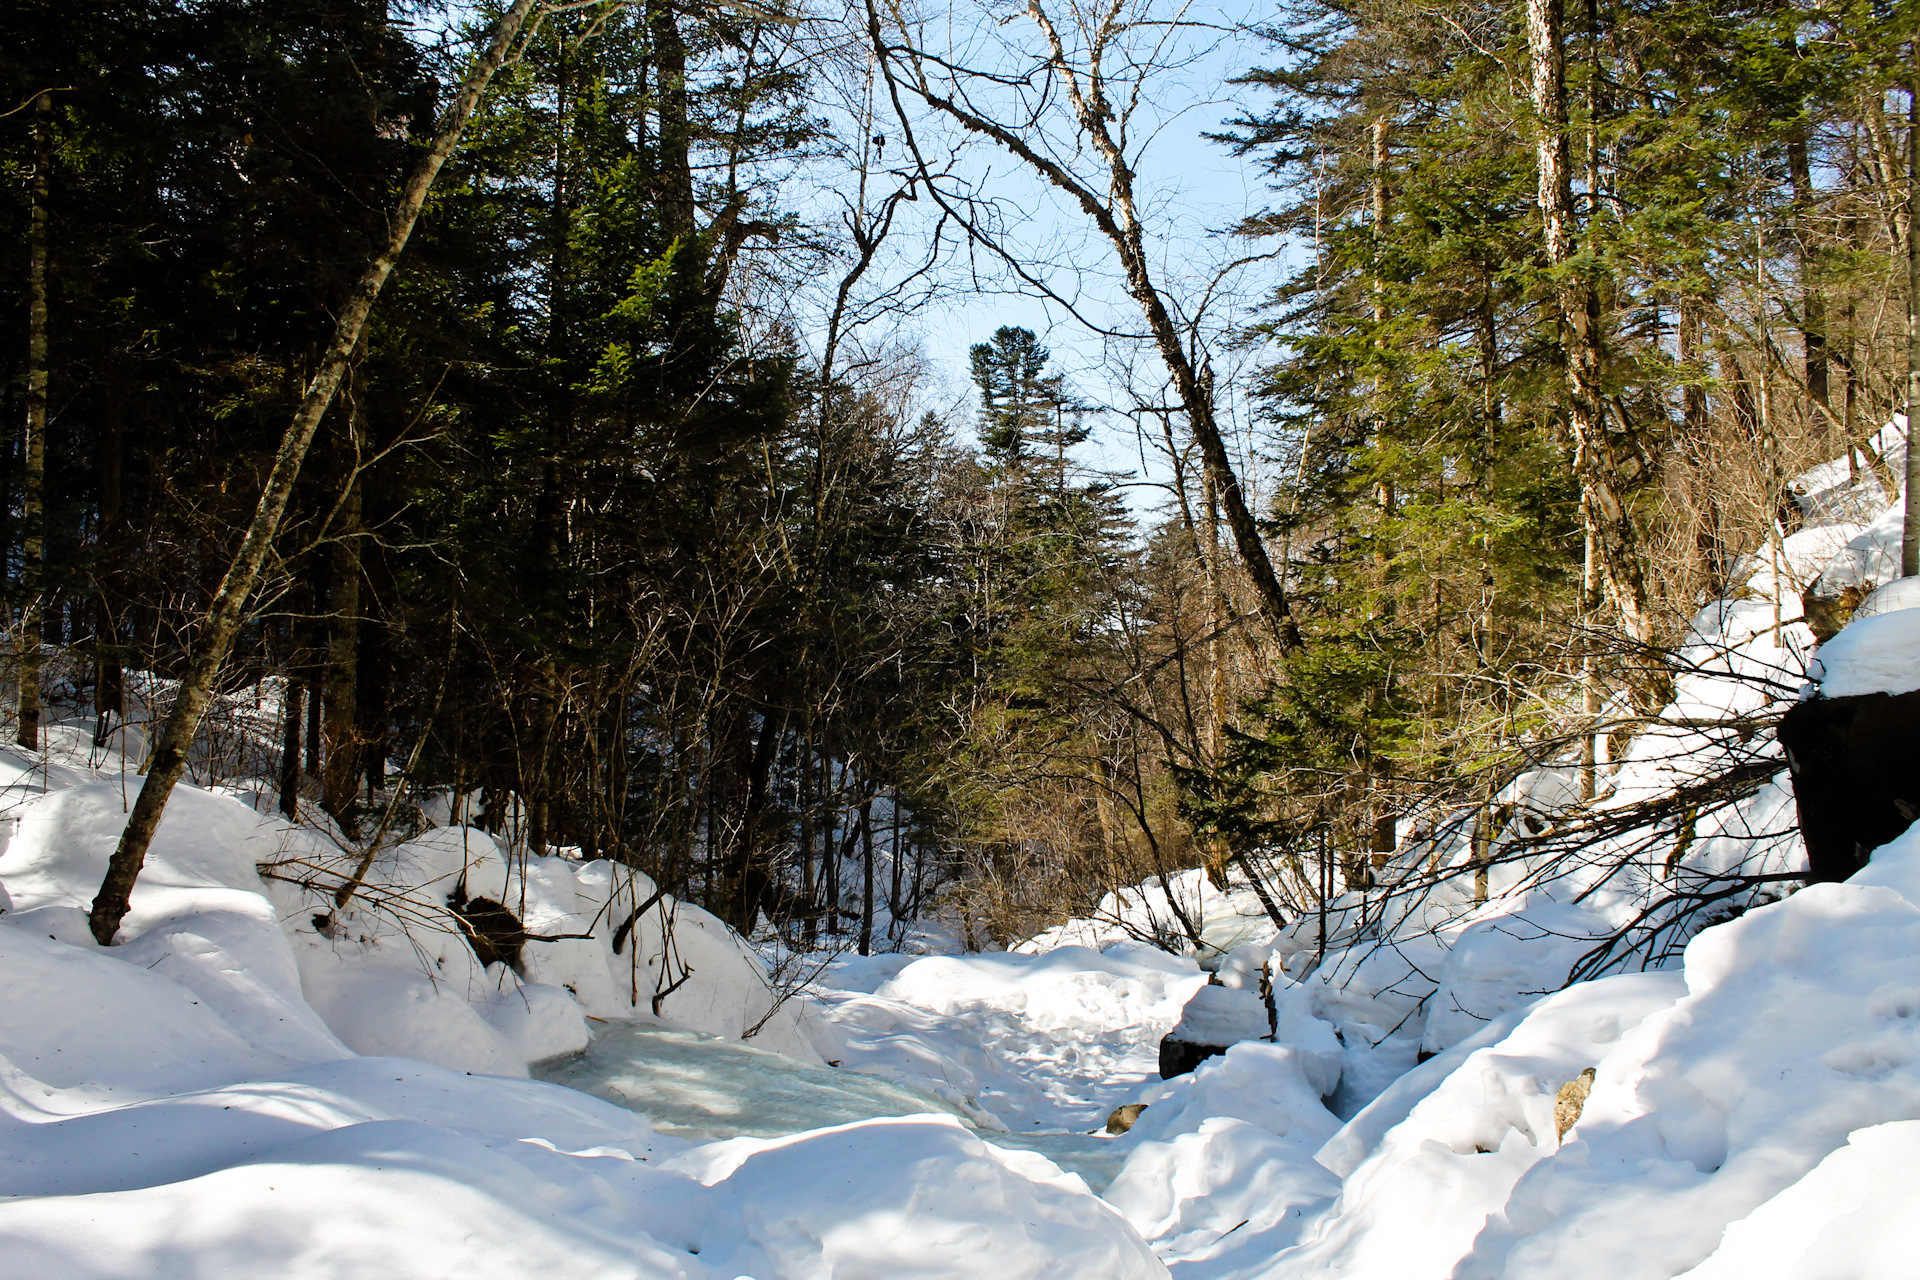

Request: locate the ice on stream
(531, 1021), (970, 1140)
(534, 940), (1214, 1186)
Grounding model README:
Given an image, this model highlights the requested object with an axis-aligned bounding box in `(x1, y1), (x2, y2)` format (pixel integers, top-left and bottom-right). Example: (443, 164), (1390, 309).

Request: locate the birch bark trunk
(1526, 0), (1657, 648)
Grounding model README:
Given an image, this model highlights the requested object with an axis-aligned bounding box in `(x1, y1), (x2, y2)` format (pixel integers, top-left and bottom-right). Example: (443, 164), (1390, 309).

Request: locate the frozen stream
(536, 943), (1208, 1187)
(533, 1022), (969, 1139)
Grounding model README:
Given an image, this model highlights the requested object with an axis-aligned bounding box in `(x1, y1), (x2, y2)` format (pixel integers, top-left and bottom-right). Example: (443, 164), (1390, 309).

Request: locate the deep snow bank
(0, 762), (828, 1077)
(0, 770), (1170, 1278)
(1236, 824), (1920, 1280)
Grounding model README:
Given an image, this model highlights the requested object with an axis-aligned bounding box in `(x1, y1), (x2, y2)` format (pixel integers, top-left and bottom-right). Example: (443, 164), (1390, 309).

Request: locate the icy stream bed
(532, 1021), (969, 1139)
(532, 1019), (1138, 1183)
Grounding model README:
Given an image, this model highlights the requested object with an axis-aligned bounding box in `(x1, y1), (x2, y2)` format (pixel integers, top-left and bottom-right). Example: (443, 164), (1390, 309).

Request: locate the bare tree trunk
(279, 579), (311, 820)
(799, 719), (816, 947)
(17, 91), (51, 751)
(1579, 524), (1600, 802)
(1472, 802), (1493, 906)
(888, 793), (903, 941)
(322, 409), (363, 827)
(1527, 0), (1657, 650)
(1788, 131), (1829, 416)
(279, 672), (304, 821)
(648, 0), (695, 242)
(823, 762), (842, 933)
(1367, 114), (1397, 858)
(1676, 300), (1728, 595)
(858, 793), (875, 956)
(93, 367), (125, 746)
(88, 0), (544, 945)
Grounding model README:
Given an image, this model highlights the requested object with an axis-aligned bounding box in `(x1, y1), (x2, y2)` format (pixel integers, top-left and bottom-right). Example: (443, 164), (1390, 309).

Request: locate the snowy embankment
(984, 428), (1920, 1279)
(0, 743), (1170, 1277)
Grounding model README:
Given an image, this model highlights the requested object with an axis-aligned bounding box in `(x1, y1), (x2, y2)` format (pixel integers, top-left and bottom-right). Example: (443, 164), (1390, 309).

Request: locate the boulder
(1781, 604), (1920, 882)
(1779, 689), (1920, 882)
(1159, 984), (1270, 1079)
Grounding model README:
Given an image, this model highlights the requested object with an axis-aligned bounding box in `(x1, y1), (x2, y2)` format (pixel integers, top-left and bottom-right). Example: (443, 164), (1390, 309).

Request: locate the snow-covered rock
(1126, 1040), (1342, 1151)
(1161, 984), (1270, 1077)
(1804, 604), (1920, 697)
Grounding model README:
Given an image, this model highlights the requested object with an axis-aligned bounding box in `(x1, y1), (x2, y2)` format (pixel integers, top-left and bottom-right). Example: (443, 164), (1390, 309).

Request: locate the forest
(11, 2), (1920, 1279)
(2, 0), (1912, 957)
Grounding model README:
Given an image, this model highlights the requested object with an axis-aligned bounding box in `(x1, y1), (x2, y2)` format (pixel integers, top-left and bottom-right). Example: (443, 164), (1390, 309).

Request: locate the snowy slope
(0, 763), (1170, 1278)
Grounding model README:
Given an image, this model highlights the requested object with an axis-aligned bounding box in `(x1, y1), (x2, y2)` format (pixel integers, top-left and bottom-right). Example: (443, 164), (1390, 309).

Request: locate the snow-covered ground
(0, 736), (1173, 1278)
(4, 431), (1920, 1277)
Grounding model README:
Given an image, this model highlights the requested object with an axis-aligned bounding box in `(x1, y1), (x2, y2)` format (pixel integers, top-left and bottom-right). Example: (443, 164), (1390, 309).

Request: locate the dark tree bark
(1787, 132), (1828, 412)
(322, 452), (363, 828)
(858, 792), (875, 956)
(17, 90), (51, 751)
(279, 670), (305, 821)
(648, 0), (695, 242)
(93, 364), (126, 746)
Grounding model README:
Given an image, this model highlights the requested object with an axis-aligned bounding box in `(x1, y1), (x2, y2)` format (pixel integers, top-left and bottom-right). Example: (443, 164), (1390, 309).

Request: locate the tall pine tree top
(970, 326), (1087, 469)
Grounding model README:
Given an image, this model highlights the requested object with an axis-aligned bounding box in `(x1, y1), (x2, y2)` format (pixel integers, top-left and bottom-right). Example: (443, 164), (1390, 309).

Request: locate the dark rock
(1159, 1035), (1227, 1080)
(1159, 983), (1274, 1079)
(1802, 581), (1872, 644)
(1778, 688), (1920, 882)
(449, 894), (527, 970)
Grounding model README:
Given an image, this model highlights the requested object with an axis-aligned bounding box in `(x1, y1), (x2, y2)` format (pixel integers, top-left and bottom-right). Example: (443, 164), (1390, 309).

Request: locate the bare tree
(16, 89), (51, 751)
(864, 0), (1299, 649)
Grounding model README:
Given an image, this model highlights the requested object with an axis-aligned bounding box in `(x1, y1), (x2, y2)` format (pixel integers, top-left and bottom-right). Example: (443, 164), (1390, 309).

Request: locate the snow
(1127, 1041), (1341, 1149)
(1421, 896), (1615, 1054)
(1165, 983), (1271, 1047)
(823, 943), (1205, 1139)
(1268, 971), (1686, 1280)
(1237, 832), (1920, 1280)
(1105, 1118), (1340, 1274)
(1848, 573), (1920, 620)
(1804, 605), (1920, 697)
(0, 739), (1169, 1277)
(661, 1115), (1167, 1280)
(1674, 1120), (1920, 1280)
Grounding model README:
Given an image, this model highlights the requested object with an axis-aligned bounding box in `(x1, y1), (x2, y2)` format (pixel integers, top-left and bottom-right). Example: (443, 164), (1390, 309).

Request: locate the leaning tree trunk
(17, 90), (51, 751)
(88, 0), (544, 946)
